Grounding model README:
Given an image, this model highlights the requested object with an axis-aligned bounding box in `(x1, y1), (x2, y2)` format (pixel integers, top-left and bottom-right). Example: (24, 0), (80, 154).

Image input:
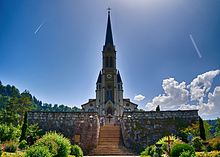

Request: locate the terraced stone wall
(28, 111), (100, 154)
(121, 110), (199, 153)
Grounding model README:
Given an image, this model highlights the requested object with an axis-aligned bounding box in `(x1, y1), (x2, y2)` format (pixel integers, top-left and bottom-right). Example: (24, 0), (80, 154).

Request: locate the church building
(81, 10), (138, 119)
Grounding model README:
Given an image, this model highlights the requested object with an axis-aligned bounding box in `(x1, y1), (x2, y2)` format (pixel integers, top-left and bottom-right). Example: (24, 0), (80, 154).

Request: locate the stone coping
(28, 111), (98, 114)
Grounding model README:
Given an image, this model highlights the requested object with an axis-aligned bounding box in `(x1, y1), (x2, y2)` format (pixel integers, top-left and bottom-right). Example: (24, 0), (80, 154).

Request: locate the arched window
(105, 57), (109, 67)
(109, 57), (113, 67)
(105, 86), (113, 101)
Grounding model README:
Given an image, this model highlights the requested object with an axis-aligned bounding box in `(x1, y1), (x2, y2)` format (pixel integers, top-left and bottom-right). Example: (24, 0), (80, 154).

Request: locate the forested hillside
(0, 81), (81, 125)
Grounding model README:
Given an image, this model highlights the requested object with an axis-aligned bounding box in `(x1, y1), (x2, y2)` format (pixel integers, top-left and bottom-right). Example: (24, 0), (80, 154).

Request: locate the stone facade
(27, 111), (100, 154)
(121, 110), (199, 152)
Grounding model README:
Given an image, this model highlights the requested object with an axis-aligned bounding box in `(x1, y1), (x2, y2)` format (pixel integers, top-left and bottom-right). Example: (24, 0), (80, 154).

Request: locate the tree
(215, 117), (220, 137)
(156, 105), (160, 111)
(20, 112), (28, 142)
(199, 117), (206, 140)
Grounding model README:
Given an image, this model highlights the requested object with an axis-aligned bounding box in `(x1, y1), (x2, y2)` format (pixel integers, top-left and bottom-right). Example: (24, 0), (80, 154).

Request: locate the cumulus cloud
(188, 70), (220, 103)
(146, 78), (189, 111)
(146, 70), (220, 119)
(134, 94), (145, 102)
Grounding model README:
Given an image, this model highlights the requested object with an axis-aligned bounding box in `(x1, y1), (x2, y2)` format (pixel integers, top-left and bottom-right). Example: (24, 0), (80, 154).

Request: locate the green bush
(196, 151), (220, 157)
(26, 124), (44, 143)
(192, 136), (205, 151)
(33, 132), (71, 157)
(0, 124), (21, 143)
(156, 135), (183, 153)
(208, 137), (220, 151)
(4, 141), (18, 153)
(26, 145), (52, 157)
(170, 143), (195, 157)
(180, 150), (196, 157)
(0, 147), (2, 157)
(19, 140), (28, 150)
(140, 145), (156, 157)
(70, 145), (83, 157)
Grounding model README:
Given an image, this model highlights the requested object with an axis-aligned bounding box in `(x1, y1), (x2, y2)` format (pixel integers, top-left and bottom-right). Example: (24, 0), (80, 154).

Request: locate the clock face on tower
(106, 74), (112, 79)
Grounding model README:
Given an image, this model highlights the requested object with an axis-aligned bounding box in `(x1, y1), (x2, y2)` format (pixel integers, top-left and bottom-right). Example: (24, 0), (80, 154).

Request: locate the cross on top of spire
(107, 7), (111, 14)
(105, 8), (114, 46)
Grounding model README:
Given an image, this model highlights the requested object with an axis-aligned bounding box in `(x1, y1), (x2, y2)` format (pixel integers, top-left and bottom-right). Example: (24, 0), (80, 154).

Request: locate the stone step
(99, 138), (120, 142)
(100, 131), (120, 134)
(91, 124), (134, 156)
(98, 142), (120, 145)
(99, 135), (120, 138)
(91, 150), (134, 156)
(96, 145), (120, 148)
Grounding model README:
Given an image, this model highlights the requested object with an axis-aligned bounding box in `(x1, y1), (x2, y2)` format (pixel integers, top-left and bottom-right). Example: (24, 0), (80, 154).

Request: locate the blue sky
(0, 0), (220, 119)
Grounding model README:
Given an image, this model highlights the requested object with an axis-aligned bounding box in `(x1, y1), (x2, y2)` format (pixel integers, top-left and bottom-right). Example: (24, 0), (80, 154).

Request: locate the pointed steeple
(117, 71), (122, 83)
(105, 9), (114, 46)
(96, 71), (102, 84)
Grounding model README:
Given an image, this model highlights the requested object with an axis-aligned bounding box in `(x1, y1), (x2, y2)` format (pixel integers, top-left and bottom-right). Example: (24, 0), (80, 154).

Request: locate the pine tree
(20, 112), (28, 142)
(156, 105), (160, 112)
(199, 116), (206, 140)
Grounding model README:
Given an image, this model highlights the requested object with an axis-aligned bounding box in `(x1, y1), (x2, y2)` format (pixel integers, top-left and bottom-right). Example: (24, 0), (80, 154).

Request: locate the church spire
(105, 8), (114, 46)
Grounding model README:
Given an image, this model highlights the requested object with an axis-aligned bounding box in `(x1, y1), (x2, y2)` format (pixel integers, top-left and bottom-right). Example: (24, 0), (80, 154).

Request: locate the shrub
(170, 143), (195, 157)
(4, 141), (18, 153)
(33, 132), (71, 157)
(0, 124), (21, 143)
(191, 136), (205, 151)
(156, 135), (183, 153)
(26, 145), (52, 157)
(180, 150), (196, 157)
(140, 145), (156, 157)
(1, 151), (26, 157)
(196, 151), (220, 157)
(208, 137), (220, 151)
(0, 148), (2, 157)
(70, 145), (83, 157)
(26, 124), (44, 144)
(19, 140), (28, 150)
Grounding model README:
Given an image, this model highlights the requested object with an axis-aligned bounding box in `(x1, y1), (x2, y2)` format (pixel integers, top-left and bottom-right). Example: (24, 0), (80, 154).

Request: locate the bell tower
(95, 9), (124, 117)
(82, 9), (138, 120)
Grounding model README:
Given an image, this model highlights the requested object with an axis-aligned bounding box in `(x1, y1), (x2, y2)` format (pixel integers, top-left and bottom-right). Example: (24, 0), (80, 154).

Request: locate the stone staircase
(91, 124), (134, 155)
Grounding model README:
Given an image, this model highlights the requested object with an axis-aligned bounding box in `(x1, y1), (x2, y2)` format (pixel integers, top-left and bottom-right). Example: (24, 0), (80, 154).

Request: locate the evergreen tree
(20, 112), (28, 142)
(199, 116), (206, 140)
(156, 105), (160, 112)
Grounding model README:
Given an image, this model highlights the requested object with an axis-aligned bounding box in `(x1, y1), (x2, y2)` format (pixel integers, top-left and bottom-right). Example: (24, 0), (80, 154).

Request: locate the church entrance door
(107, 106), (113, 115)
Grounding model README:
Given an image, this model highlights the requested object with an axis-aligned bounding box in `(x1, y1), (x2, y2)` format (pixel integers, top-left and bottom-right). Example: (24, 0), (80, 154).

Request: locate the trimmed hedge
(170, 143), (195, 157)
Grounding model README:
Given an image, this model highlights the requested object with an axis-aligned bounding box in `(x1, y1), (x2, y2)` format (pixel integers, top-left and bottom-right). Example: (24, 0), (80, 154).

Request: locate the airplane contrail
(189, 34), (202, 58)
(34, 21), (45, 34)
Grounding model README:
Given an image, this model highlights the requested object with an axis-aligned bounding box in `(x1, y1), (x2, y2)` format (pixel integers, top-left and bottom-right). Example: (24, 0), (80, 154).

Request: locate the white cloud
(188, 70), (220, 103)
(146, 70), (220, 119)
(134, 94), (145, 102)
(146, 78), (189, 111)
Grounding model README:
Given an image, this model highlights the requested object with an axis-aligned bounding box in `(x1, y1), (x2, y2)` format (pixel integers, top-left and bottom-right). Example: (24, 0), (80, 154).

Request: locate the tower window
(105, 57), (109, 67)
(109, 57), (113, 67)
(105, 86), (113, 101)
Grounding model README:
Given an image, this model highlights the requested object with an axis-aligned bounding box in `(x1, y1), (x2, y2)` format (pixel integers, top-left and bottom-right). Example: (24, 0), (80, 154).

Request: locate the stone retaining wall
(27, 111), (100, 154)
(121, 110), (199, 152)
